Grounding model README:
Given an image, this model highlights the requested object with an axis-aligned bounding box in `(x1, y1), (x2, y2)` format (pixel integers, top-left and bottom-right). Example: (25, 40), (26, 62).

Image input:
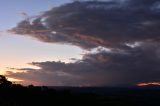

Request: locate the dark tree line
(0, 75), (160, 106)
(0, 75), (12, 87)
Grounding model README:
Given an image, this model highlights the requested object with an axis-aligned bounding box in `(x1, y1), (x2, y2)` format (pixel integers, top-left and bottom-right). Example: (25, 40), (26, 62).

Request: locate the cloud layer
(7, 0), (160, 86)
(10, 0), (160, 49)
(7, 41), (160, 86)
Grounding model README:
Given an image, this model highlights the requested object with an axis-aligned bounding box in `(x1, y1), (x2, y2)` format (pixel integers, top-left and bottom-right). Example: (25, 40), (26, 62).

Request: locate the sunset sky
(1, 0), (160, 86)
(0, 0), (82, 83)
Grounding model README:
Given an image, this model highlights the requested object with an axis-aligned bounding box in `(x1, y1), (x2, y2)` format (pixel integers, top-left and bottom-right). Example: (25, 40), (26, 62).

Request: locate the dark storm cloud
(9, 0), (160, 49)
(6, 0), (160, 86)
(7, 41), (160, 86)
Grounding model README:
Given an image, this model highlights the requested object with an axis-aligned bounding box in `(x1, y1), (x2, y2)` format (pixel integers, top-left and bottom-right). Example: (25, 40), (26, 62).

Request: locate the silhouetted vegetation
(0, 75), (160, 106)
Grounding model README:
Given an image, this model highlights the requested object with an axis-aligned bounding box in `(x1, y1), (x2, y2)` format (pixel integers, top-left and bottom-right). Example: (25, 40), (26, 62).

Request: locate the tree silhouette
(0, 75), (12, 87)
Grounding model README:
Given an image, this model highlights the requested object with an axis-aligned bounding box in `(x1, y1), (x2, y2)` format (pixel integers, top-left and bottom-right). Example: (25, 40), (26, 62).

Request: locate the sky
(1, 0), (160, 86)
(0, 0), (83, 81)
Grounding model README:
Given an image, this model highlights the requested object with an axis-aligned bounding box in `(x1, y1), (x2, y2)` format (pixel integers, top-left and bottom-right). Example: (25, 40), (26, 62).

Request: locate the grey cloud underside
(11, 0), (160, 49)
(7, 0), (160, 86)
(7, 41), (160, 86)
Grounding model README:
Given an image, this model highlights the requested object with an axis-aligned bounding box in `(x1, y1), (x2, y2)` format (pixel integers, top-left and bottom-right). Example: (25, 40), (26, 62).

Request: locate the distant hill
(0, 75), (160, 106)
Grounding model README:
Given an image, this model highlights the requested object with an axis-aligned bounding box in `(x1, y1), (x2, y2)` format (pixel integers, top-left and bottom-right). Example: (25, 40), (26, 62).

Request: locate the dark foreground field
(0, 85), (160, 106)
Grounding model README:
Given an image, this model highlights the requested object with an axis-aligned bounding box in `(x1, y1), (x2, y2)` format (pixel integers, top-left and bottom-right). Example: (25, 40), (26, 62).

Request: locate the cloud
(6, 41), (160, 86)
(6, 0), (160, 86)
(9, 0), (160, 49)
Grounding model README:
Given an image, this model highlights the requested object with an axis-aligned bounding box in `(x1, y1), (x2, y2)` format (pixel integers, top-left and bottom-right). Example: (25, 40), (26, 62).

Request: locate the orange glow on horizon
(7, 77), (23, 82)
(137, 82), (160, 87)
